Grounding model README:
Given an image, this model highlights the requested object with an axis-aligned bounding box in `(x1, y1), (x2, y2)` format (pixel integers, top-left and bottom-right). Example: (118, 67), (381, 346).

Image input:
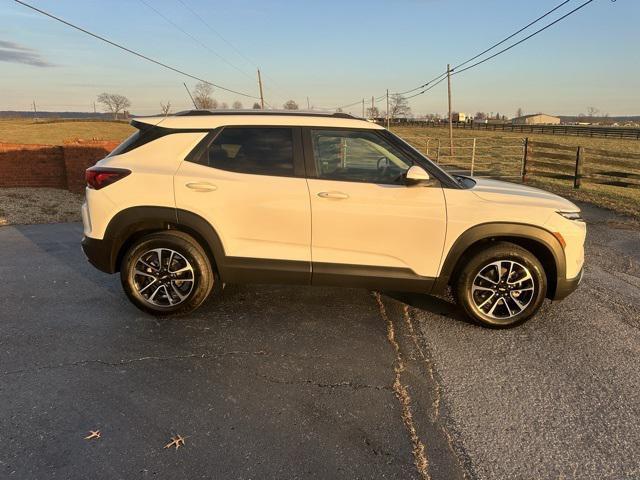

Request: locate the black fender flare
(432, 222), (566, 296)
(96, 206), (226, 274)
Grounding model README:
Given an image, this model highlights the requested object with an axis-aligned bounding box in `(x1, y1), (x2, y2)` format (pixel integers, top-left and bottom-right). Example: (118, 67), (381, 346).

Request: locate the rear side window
(202, 127), (295, 177)
(107, 130), (143, 157)
(107, 122), (174, 157)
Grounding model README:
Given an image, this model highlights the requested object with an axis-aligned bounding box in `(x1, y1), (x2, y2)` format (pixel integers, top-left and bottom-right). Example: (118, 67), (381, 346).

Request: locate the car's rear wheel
(120, 231), (217, 316)
(455, 242), (547, 328)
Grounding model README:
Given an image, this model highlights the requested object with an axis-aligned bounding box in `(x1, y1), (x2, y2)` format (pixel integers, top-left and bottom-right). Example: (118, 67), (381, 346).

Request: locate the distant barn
(511, 113), (560, 125)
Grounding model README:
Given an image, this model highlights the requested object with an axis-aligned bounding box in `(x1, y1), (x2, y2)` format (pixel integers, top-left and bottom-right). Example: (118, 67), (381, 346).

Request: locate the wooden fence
(454, 122), (640, 140)
(522, 139), (640, 189)
(389, 120), (640, 140)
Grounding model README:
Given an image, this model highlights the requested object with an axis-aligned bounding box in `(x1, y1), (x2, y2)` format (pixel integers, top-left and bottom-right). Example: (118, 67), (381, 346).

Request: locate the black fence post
(522, 137), (529, 183)
(574, 146), (584, 189)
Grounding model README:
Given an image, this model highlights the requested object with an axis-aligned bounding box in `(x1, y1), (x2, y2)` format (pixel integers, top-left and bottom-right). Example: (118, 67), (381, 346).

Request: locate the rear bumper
(81, 235), (115, 274)
(553, 268), (583, 301)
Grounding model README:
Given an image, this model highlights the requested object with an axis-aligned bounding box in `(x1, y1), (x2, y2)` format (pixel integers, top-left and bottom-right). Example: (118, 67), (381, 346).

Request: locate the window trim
(184, 125), (305, 178)
(302, 127), (459, 188)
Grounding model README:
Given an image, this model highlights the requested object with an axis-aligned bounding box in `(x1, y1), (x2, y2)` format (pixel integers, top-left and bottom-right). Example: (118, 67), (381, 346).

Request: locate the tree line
(96, 82), (417, 119)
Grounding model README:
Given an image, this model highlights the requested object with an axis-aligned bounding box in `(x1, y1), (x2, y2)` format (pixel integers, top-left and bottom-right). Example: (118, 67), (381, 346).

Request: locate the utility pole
(93, 101), (97, 115)
(32, 100), (38, 122)
(183, 82), (197, 109)
(371, 96), (374, 119)
(447, 63), (454, 156)
(307, 96), (310, 110)
(362, 98), (365, 118)
(257, 68), (265, 109)
(386, 89), (390, 130)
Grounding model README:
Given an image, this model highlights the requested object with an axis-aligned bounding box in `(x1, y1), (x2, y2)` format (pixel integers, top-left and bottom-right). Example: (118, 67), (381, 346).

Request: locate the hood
(470, 178), (579, 211)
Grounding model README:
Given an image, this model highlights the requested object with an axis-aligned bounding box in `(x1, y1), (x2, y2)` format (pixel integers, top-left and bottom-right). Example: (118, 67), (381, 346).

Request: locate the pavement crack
(2, 350), (269, 376)
(402, 305), (442, 419)
(402, 305), (471, 480)
(253, 374), (392, 391)
(374, 292), (431, 480)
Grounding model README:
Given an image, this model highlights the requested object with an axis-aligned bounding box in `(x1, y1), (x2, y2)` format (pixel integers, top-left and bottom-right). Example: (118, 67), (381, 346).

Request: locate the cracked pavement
(1, 201), (639, 479)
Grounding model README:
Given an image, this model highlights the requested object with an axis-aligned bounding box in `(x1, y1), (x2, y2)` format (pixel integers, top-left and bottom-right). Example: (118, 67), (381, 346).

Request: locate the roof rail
(173, 109), (358, 119)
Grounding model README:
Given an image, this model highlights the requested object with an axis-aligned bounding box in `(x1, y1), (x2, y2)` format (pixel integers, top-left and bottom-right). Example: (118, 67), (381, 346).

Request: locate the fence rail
(396, 121), (640, 140)
(523, 138), (640, 189)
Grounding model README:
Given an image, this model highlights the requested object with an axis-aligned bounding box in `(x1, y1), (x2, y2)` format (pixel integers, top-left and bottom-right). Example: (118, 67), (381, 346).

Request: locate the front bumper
(553, 268), (583, 301)
(81, 235), (115, 274)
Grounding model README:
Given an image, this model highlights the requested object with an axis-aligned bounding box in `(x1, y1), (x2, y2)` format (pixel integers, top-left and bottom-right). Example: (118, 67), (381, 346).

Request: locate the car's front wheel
(455, 242), (547, 328)
(120, 231), (217, 316)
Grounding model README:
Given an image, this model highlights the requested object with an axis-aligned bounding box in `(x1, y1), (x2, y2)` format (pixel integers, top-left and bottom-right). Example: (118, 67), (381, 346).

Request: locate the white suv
(81, 111), (585, 328)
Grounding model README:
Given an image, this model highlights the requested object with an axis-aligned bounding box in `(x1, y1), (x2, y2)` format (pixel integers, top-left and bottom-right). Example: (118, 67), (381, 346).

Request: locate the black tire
(120, 230), (217, 316)
(455, 242), (547, 328)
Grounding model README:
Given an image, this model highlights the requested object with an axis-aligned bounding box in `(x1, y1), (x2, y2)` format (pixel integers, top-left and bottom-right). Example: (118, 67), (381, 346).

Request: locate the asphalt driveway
(1, 203), (638, 479)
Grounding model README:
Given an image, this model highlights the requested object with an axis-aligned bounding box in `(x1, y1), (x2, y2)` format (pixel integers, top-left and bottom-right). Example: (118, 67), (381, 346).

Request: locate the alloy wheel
(133, 248), (195, 307)
(471, 260), (535, 320)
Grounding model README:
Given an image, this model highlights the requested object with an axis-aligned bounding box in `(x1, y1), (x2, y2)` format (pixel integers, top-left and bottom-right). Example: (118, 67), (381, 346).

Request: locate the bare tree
(388, 94), (411, 119)
(587, 106), (600, 118)
(283, 100), (299, 110)
(219, 102), (228, 110)
(160, 101), (171, 116)
(97, 93), (131, 120)
(232, 100), (243, 109)
(252, 102), (261, 109)
(515, 107), (523, 118)
(193, 82), (216, 109)
(366, 106), (380, 118)
(474, 112), (487, 120)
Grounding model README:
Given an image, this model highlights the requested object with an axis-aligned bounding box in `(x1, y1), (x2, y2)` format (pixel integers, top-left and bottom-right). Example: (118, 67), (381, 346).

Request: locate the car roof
(133, 110), (384, 130)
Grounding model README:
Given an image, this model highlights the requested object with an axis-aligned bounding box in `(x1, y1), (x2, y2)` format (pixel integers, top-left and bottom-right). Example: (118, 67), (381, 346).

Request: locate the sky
(0, 0), (638, 117)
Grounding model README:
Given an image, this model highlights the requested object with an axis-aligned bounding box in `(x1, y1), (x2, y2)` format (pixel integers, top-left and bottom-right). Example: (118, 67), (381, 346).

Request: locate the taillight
(85, 167), (131, 190)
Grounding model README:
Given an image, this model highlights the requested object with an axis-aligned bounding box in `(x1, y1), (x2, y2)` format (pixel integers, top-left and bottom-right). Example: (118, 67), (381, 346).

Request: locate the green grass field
(0, 118), (637, 217)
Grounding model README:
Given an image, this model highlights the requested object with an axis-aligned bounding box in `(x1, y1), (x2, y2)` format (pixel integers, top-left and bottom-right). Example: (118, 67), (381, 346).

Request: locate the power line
(394, 71), (448, 96)
(13, 0), (259, 99)
(174, 0), (289, 102)
(333, 0), (597, 108)
(404, 76), (448, 100)
(138, 0), (253, 81)
(404, 0), (596, 102)
(175, 0), (257, 70)
(453, 0), (596, 76)
(392, 0), (574, 98)
(453, 0), (573, 72)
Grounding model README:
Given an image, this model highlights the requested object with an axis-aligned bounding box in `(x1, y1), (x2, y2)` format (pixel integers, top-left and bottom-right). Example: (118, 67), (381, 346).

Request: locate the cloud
(0, 40), (54, 67)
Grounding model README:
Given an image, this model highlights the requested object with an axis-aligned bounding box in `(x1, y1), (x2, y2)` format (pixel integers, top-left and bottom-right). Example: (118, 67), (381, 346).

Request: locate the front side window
(206, 127), (295, 176)
(311, 129), (412, 184)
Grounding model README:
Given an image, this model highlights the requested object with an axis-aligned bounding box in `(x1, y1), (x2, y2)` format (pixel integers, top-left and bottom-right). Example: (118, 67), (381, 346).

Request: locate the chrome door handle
(186, 182), (217, 192)
(318, 191), (349, 199)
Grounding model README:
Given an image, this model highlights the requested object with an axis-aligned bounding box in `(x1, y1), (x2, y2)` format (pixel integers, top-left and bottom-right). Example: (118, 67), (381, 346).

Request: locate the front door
(305, 128), (447, 285)
(174, 126), (311, 282)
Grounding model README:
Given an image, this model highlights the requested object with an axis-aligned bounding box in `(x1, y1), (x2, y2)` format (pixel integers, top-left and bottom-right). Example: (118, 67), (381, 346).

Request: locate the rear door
(305, 128), (447, 284)
(174, 126), (311, 283)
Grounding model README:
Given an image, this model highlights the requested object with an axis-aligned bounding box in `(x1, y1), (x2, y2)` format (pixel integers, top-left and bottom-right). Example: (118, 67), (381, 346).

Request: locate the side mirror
(405, 165), (430, 186)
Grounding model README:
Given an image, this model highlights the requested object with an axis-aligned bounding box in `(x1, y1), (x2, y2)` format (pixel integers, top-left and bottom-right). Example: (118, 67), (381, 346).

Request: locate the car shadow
(381, 290), (476, 326)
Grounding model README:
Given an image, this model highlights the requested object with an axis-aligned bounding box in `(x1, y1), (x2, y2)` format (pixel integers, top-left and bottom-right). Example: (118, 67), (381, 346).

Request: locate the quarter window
(205, 127), (295, 176)
(311, 129), (412, 184)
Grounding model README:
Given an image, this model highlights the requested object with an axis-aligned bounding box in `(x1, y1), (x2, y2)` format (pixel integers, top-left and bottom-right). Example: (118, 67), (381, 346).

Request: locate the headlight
(557, 211), (583, 221)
